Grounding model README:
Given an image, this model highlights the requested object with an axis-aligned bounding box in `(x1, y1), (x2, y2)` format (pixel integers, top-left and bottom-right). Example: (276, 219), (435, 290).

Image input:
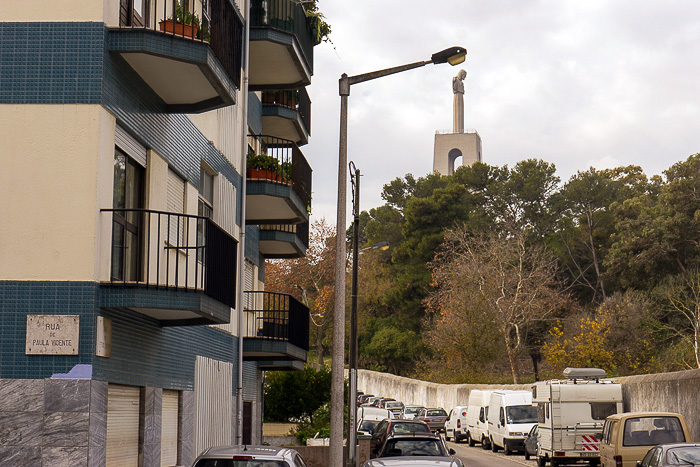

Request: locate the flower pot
(159, 20), (198, 39)
(247, 168), (290, 185)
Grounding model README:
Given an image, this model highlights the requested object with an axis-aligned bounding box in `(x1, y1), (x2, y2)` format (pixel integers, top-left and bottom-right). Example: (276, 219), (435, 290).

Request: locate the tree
(428, 224), (566, 383)
(658, 267), (700, 369)
(263, 366), (332, 423)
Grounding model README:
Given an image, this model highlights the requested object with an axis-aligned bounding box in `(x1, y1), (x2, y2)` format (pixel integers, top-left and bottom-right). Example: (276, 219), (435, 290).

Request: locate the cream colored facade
(433, 131), (482, 175)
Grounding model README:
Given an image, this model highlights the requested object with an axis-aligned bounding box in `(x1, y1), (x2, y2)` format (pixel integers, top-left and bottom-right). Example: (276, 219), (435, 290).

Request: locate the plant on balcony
(159, 0), (201, 38)
(303, 1), (332, 45)
(247, 153), (291, 184)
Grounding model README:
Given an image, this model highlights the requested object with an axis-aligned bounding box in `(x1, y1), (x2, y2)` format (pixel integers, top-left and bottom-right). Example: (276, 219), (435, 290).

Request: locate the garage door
(161, 390), (179, 466)
(106, 384), (140, 467)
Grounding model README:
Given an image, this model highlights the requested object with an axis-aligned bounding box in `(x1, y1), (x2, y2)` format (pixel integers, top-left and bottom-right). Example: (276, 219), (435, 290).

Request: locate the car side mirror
(449, 448), (456, 455)
(636, 462), (642, 467)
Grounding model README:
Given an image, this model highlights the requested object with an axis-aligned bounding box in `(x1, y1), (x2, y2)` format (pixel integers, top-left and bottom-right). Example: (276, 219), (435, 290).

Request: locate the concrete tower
(433, 69), (482, 175)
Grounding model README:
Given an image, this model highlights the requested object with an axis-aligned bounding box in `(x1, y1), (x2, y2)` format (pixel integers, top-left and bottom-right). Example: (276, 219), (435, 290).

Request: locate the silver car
(191, 445), (308, 467)
(416, 407), (449, 433)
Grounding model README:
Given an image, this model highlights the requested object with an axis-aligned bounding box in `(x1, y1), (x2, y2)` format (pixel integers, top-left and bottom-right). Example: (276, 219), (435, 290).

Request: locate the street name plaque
(26, 315), (79, 355)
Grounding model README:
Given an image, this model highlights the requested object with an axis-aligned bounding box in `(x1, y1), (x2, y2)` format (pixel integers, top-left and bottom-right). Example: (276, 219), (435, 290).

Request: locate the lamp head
(431, 46), (467, 66)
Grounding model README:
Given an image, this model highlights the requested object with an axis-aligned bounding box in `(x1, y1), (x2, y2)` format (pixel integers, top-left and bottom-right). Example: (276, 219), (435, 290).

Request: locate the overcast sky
(300, 0), (700, 226)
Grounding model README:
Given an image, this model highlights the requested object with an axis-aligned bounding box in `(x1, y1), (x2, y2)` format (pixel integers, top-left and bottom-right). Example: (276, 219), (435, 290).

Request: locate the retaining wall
(357, 368), (700, 441)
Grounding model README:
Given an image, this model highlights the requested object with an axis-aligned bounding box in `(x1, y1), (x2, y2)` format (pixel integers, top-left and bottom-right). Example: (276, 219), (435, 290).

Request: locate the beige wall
(0, 104), (116, 282)
(3, 0), (114, 23)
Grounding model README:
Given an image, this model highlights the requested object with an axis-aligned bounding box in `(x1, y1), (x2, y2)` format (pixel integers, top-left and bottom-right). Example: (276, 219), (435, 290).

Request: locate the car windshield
(427, 409), (447, 417)
(387, 402), (404, 409)
(195, 461), (288, 467)
(359, 420), (380, 433)
(391, 423), (431, 435)
(381, 439), (446, 457)
(667, 447), (700, 465)
(405, 407), (422, 415)
(506, 405), (538, 423)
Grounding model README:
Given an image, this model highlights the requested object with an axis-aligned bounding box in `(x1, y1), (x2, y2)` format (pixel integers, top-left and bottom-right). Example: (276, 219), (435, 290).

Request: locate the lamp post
(347, 161), (360, 467)
(330, 46), (467, 467)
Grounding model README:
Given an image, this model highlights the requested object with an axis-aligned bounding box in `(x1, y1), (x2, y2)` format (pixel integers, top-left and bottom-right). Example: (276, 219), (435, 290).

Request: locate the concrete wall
(358, 368), (700, 442)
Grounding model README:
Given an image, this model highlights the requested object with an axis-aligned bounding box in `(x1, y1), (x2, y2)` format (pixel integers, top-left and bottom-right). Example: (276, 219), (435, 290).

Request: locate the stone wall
(358, 368), (700, 441)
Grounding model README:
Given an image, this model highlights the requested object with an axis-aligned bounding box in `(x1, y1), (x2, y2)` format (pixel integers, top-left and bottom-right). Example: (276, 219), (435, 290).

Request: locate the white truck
(465, 389), (494, 448)
(488, 390), (538, 455)
(532, 368), (623, 467)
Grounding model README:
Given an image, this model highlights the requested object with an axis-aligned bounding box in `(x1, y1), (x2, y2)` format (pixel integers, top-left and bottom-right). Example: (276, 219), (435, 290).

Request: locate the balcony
(100, 209), (237, 326)
(261, 88), (311, 145)
(249, 0), (316, 90)
(109, 0), (243, 113)
(246, 135), (312, 225)
(242, 291), (309, 370)
(259, 221), (308, 259)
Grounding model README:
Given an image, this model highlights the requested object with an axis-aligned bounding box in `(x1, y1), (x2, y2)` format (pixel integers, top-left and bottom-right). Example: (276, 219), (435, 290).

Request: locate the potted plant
(303, 2), (331, 45)
(159, 0), (200, 38)
(247, 154), (291, 184)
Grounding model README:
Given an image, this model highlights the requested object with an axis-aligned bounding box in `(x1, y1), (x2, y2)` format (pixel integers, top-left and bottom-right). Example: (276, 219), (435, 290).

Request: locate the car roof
(606, 412), (683, 421)
(197, 445), (299, 459)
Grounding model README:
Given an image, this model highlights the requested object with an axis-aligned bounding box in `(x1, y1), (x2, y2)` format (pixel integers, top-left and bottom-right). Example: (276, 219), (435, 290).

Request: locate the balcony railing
(250, 0), (314, 71)
(101, 208), (237, 308)
(247, 135), (312, 212)
(259, 221), (309, 249)
(243, 291), (310, 351)
(261, 88), (311, 136)
(118, 0), (243, 89)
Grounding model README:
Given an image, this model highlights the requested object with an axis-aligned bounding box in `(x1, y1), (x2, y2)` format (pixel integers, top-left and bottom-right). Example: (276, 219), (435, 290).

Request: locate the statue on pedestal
(452, 69), (467, 133)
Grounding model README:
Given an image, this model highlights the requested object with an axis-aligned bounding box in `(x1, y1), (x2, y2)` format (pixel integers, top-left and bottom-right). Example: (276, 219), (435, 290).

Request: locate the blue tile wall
(247, 91), (262, 135)
(0, 281), (242, 392)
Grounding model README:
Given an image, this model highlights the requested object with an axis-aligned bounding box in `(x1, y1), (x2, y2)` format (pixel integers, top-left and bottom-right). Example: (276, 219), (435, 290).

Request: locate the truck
(488, 390), (538, 455)
(465, 389), (494, 448)
(532, 367), (623, 467)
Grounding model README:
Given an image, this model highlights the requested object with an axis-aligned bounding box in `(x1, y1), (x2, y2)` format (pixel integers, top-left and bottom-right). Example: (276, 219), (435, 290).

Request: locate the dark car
(416, 407), (449, 433)
(524, 424), (538, 460)
(374, 433), (460, 463)
(370, 420), (432, 457)
(637, 443), (700, 467)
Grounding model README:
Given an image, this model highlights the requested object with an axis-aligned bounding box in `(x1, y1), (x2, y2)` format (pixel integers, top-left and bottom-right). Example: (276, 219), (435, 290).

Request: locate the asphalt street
(446, 439), (537, 467)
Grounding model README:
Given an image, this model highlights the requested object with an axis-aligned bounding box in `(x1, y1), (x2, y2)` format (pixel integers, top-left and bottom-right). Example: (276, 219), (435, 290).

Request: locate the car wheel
(491, 438), (498, 452)
(537, 457), (547, 467)
(481, 436), (490, 450)
(504, 443), (512, 456)
(445, 431), (451, 442)
(551, 459), (560, 467)
(467, 432), (476, 447)
(589, 460), (600, 467)
(525, 450), (530, 460)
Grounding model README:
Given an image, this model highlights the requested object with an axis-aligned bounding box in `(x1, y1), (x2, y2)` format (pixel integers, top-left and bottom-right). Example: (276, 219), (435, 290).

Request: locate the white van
(533, 368), (623, 467)
(465, 389), (495, 448)
(445, 405), (469, 442)
(488, 390), (538, 455)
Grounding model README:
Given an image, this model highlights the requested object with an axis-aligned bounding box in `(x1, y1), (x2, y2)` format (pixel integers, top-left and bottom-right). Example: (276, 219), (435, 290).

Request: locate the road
(446, 439), (537, 467)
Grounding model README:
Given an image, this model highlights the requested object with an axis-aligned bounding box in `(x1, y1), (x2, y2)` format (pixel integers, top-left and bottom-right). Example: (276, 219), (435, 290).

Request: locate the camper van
(532, 368), (623, 467)
(488, 390), (538, 454)
(465, 389), (495, 448)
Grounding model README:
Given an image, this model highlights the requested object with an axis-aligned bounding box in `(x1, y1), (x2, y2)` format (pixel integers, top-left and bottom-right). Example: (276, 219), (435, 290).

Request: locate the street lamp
(330, 46), (467, 467)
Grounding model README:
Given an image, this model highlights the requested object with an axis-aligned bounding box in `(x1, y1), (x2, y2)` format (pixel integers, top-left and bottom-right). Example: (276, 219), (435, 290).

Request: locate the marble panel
(45, 379), (91, 412)
(43, 446), (88, 467)
(89, 412), (107, 447)
(143, 413), (161, 445)
(0, 446), (42, 465)
(142, 439), (161, 467)
(144, 386), (162, 415)
(0, 412), (42, 446)
(88, 444), (106, 467)
(180, 390), (195, 467)
(0, 380), (43, 412)
(43, 412), (89, 447)
(90, 381), (108, 414)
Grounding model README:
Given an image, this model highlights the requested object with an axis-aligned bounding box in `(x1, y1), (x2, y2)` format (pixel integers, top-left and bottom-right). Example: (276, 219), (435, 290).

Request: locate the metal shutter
(161, 390), (179, 467)
(194, 356), (233, 456)
(213, 175), (237, 238)
(167, 170), (186, 246)
(106, 384), (140, 467)
(244, 259), (255, 310)
(115, 125), (147, 168)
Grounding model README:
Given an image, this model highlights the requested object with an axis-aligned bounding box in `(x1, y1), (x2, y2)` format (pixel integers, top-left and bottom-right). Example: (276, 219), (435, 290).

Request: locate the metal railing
(249, 0), (314, 71)
(118, 0), (243, 89)
(247, 135), (312, 212)
(260, 87), (311, 136)
(258, 221), (309, 249)
(243, 291), (310, 351)
(435, 128), (479, 135)
(102, 208), (237, 308)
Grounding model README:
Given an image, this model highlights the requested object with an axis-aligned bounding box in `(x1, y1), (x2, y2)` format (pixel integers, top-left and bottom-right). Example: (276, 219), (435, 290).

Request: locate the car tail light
(462, 411), (467, 417)
(615, 456), (623, 467)
(233, 456), (253, 460)
(457, 420), (461, 428)
(555, 452), (565, 457)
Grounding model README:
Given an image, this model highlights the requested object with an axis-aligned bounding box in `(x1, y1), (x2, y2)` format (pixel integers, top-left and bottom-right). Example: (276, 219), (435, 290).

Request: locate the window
(623, 416), (686, 447)
(537, 404), (545, 424)
(590, 402), (617, 421)
(198, 166), (215, 262)
(111, 148), (144, 281)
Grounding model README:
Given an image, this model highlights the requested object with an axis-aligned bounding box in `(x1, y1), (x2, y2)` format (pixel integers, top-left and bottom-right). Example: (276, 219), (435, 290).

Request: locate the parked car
(416, 407), (449, 433)
(637, 443), (700, 467)
(445, 405), (469, 443)
(373, 432), (460, 462)
(600, 412), (692, 467)
(524, 424), (539, 461)
(386, 401), (406, 419)
(359, 394), (375, 406)
(404, 405), (425, 420)
(370, 419), (432, 457)
(358, 419), (382, 439)
(191, 445), (308, 467)
(363, 458), (464, 467)
(465, 389), (494, 448)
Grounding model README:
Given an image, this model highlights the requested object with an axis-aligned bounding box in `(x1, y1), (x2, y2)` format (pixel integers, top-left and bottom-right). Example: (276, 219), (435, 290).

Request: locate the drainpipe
(236, 0), (251, 446)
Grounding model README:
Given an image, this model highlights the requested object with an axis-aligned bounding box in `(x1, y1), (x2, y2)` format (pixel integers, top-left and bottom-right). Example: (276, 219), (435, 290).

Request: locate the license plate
(579, 453), (598, 457)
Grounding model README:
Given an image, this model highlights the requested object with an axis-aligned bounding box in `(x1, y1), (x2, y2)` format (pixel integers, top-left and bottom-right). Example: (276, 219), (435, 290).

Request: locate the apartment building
(0, 0), (315, 465)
